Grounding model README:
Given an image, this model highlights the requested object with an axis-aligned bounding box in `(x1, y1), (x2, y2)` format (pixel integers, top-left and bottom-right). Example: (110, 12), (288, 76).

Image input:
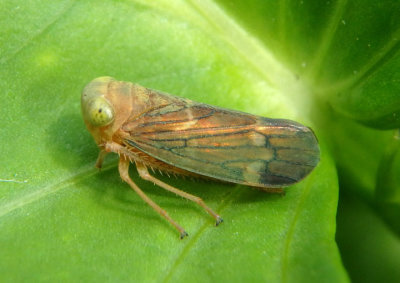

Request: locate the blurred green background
(1, 0), (399, 282)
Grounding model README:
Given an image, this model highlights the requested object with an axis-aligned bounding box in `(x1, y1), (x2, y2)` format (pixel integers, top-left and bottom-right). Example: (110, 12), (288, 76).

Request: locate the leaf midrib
(0, 163), (116, 219)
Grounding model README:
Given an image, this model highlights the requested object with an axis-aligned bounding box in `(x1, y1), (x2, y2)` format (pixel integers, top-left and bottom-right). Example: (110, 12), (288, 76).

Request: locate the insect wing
(122, 91), (320, 188)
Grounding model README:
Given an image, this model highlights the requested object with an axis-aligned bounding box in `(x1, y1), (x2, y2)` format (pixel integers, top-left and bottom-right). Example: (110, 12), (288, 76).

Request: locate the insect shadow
(45, 112), (164, 222)
(46, 112), (99, 169)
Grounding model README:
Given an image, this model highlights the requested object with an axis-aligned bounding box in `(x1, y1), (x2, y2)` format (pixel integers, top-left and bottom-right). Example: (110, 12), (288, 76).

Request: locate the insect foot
(180, 231), (189, 239)
(215, 216), (224, 226)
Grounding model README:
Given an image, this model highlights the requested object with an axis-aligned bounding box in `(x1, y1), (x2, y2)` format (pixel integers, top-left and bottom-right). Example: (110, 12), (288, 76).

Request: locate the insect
(81, 77), (320, 238)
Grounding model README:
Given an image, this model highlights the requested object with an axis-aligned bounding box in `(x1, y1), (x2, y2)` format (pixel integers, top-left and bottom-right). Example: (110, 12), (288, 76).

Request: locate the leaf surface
(3, 0), (398, 281)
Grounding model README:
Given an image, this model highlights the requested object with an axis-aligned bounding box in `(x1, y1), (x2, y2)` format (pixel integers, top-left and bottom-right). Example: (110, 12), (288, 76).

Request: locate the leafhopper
(81, 77), (320, 238)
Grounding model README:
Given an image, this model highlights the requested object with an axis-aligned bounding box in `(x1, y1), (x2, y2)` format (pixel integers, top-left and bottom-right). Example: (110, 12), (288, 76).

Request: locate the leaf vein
(162, 186), (242, 282)
(281, 173), (316, 282)
(0, 0), (76, 65)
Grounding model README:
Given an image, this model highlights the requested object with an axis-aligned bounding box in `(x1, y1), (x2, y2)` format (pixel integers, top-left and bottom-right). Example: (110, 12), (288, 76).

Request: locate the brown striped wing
(122, 94), (320, 188)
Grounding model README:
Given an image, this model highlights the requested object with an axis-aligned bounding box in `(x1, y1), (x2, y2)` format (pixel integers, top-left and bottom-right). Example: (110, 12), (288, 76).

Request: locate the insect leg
(118, 157), (188, 239)
(95, 149), (108, 169)
(135, 162), (223, 226)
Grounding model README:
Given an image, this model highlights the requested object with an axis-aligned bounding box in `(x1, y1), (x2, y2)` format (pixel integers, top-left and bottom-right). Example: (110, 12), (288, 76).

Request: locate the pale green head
(81, 77), (115, 127)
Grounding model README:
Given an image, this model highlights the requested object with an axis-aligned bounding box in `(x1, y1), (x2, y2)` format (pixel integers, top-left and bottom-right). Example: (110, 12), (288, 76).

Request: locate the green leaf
(2, 0), (398, 281)
(218, 0), (400, 129)
(315, 106), (395, 200)
(337, 192), (400, 282)
(375, 132), (400, 235)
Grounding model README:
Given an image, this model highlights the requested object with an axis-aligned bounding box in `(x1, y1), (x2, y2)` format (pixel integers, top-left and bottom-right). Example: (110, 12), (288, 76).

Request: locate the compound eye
(86, 97), (115, 127)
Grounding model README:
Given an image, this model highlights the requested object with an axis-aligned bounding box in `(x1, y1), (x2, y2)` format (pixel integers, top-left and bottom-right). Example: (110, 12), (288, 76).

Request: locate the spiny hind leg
(118, 157), (188, 239)
(135, 162), (223, 226)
